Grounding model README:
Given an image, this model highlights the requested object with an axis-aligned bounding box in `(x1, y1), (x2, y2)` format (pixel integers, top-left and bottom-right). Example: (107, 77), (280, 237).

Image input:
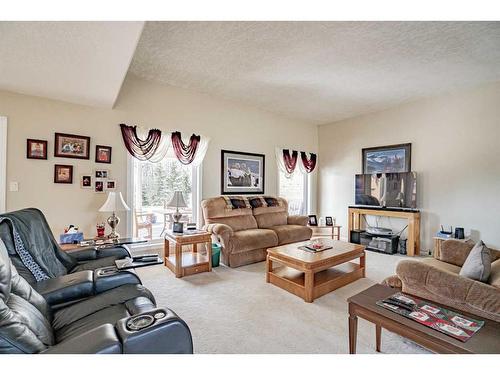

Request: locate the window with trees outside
(278, 170), (308, 216)
(130, 150), (198, 240)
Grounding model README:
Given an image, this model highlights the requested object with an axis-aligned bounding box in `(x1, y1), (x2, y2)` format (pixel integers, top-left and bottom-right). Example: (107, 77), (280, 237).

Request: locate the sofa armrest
(287, 215), (309, 226)
(34, 271), (94, 307)
(116, 308), (193, 354)
(440, 239), (474, 266)
(42, 324), (122, 354)
(204, 223), (234, 248)
(67, 245), (130, 262)
(396, 260), (500, 322)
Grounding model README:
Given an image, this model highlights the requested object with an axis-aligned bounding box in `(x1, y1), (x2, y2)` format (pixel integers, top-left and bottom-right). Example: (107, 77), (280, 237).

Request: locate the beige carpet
(136, 250), (429, 354)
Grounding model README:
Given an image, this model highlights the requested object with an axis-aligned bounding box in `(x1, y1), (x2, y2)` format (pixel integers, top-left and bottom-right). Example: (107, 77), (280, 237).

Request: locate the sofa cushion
(231, 229), (278, 254)
(459, 241), (491, 282)
(270, 225), (312, 245)
(489, 259), (500, 288)
(254, 212), (288, 229)
(206, 215), (258, 232)
(421, 257), (461, 275)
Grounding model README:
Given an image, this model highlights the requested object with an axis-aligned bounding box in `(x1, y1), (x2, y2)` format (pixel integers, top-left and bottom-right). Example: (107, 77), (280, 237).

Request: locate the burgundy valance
(300, 152), (317, 173)
(171, 131), (201, 165)
(120, 124), (162, 161)
(282, 149), (298, 174)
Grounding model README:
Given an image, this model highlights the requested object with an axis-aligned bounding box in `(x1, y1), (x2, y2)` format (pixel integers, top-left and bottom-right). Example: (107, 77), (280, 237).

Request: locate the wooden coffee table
(266, 239), (365, 302)
(347, 284), (500, 354)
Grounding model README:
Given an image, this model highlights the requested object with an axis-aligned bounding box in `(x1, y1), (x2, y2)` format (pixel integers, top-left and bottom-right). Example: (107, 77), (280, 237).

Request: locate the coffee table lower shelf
(267, 261), (364, 302)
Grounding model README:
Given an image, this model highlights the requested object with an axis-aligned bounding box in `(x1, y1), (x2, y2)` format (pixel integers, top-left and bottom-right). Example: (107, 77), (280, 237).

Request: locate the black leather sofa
(0, 208), (142, 307)
(0, 239), (193, 354)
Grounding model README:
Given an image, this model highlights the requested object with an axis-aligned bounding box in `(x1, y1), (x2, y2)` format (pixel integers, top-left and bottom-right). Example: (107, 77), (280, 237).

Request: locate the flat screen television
(355, 172), (417, 209)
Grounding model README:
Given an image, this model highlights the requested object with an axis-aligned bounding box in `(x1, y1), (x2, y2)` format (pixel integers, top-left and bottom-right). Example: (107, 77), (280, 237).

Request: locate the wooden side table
(309, 225), (341, 240)
(164, 231), (212, 278)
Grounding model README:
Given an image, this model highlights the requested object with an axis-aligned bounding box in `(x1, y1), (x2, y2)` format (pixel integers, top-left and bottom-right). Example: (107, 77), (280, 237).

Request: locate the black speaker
(350, 230), (363, 244)
(454, 227), (465, 239)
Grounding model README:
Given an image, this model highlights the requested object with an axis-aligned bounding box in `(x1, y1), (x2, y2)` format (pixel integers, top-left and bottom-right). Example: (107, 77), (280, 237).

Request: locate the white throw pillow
(459, 241), (491, 282)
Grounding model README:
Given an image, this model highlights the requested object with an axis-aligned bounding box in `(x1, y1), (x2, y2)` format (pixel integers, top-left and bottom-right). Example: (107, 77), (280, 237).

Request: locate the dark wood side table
(347, 284), (500, 354)
(164, 231), (212, 278)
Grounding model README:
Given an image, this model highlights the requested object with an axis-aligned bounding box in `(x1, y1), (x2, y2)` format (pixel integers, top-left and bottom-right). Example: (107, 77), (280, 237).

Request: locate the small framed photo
(95, 145), (112, 164)
(325, 216), (334, 226)
(94, 169), (109, 179)
(308, 215), (318, 226)
(27, 139), (48, 160)
(105, 180), (116, 190)
(54, 164), (73, 184)
(95, 180), (105, 193)
(80, 175), (92, 189)
(54, 133), (90, 159)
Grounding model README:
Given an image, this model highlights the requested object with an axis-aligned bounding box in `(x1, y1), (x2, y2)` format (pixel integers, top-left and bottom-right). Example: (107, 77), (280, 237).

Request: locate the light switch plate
(9, 182), (18, 192)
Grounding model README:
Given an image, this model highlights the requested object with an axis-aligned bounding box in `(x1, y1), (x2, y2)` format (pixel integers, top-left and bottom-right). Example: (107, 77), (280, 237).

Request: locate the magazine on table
(377, 292), (484, 342)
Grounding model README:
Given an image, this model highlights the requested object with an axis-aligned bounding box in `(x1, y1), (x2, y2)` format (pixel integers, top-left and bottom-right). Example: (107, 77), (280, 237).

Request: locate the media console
(348, 206), (421, 256)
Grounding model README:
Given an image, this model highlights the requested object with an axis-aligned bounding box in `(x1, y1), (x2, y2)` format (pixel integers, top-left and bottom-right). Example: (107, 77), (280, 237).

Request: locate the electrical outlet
(9, 182), (19, 192)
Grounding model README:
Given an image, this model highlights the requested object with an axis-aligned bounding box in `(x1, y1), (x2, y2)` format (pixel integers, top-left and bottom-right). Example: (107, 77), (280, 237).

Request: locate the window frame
(278, 170), (309, 216)
(126, 154), (202, 242)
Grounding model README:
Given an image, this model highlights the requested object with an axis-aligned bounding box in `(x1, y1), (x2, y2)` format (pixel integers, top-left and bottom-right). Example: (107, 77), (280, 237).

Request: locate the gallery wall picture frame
(105, 180), (116, 191)
(221, 149), (265, 195)
(94, 180), (105, 193)
(80, 174), (92, 189)
(54, 132), (91, 160)
(95, 145), (112, 164)
(94, 169), (109, 179)
(26, 139), (48, 160)
(54, 164), (73, 184)
(362, 143), (411, 174)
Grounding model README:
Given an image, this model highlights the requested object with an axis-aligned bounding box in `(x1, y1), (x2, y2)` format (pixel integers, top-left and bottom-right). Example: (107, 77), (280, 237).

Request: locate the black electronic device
(173, 222), (184, 233)
(350, 229), (364, 244)
(454, 227), (465, 239)
(355, 172), (417, 209)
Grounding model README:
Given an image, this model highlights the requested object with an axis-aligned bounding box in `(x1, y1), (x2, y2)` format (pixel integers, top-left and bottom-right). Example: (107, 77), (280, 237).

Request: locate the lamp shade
(99, 192), (130, 212)
(166, 191), (187, 209)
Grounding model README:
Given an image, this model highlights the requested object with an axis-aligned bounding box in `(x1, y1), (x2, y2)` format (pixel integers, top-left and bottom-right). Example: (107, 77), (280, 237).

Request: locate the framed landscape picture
(54, 164), (73, 184)
(362, 143), (411, 174)
(221, 150), (265, 195)
(54, 132), (90, 159)
(26, 139), (48, 160)
(95, 145), (112, 163)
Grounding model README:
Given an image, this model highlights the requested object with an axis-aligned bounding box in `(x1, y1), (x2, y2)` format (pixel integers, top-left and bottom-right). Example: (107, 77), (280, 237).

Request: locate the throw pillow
(459, 241), (491, 282)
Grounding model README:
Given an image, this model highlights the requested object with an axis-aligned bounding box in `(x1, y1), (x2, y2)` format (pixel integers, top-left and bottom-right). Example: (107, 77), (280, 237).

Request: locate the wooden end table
(309, 225), (342, 240)
(266, 239), (365, 303)
(347, 284), (500, 354)
(164, 231), (212, 278)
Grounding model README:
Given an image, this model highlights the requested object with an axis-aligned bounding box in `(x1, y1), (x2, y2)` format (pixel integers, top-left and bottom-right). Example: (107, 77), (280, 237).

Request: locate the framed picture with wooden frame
(54, 164), (73, 184)
(26, 139), (48, 160)
(362, 143), (411, 174)
(54, 132), (91, 159)
(95, 145), (112, 164)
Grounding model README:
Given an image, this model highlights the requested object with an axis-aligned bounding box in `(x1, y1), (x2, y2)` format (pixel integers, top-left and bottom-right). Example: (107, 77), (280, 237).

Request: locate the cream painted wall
(1, 75), (317, 237)
(318, 82), (500, 252)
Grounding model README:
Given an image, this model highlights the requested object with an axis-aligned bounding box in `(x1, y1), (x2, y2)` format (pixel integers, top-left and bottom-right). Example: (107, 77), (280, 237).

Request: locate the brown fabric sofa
(385, 240), (500, 322)
(201, 197), (312, 267)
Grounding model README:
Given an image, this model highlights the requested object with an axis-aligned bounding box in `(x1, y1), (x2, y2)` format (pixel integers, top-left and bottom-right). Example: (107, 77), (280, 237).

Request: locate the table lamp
(167, 191), (187, 233)
(99, 191), (130, 239)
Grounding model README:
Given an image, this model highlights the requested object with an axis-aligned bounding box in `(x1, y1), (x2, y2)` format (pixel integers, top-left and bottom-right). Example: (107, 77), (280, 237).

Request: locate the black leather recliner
(0, 240), (193, 354)
(0, 208), (142, 306)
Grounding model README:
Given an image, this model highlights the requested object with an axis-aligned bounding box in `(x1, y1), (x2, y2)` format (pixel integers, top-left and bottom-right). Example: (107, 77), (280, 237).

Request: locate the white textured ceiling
(0, 21), (144, 108)
(130, 21), (500, 124)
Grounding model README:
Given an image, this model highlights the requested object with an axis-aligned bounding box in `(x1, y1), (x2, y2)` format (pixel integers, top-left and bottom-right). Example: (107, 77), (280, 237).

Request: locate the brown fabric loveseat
(201, 197), (312, 267)
(385, 240), (500, 322)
